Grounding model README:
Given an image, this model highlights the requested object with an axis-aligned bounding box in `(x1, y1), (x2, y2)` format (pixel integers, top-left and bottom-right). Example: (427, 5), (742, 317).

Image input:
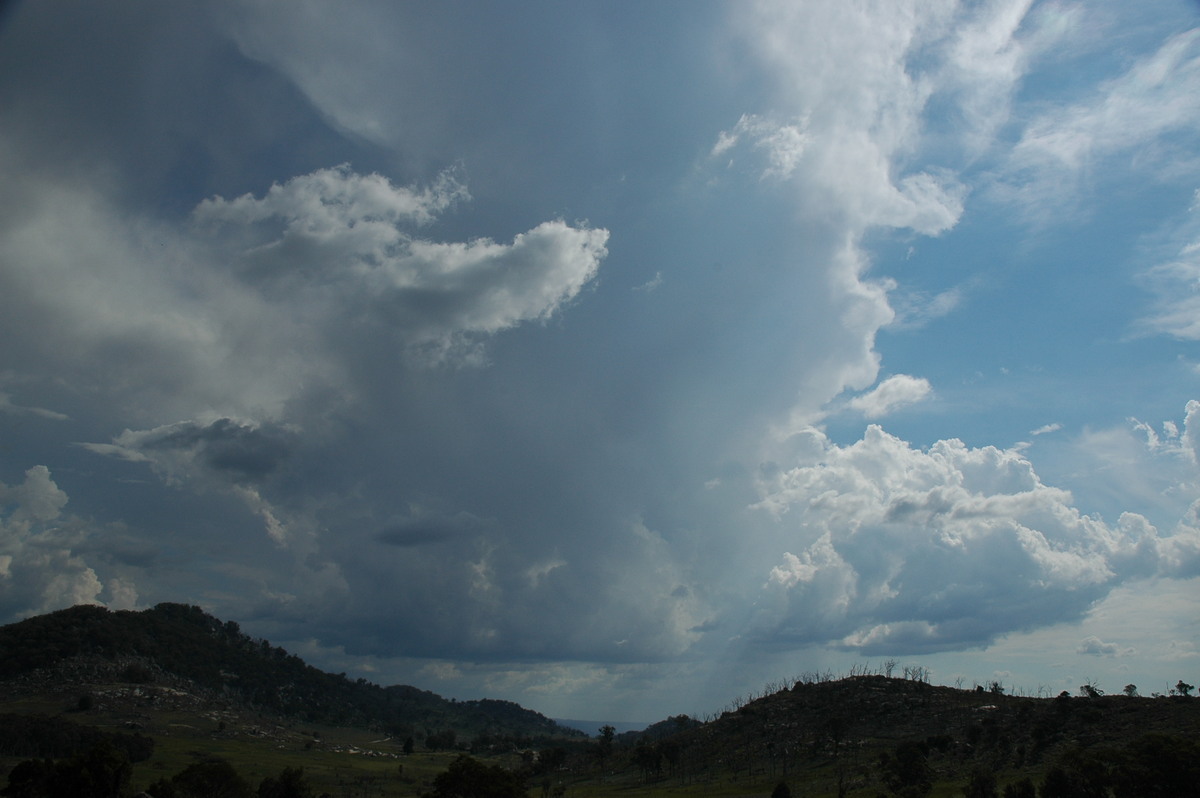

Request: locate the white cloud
(725, 1), (976, 237)
(1000, 28), (1200, 214)
(196, 165), (609, 365)
(887, 284), (965, 330)
(847, 374), (933, 418)
(0, 466), (126, 621)
(0, 158), (608, 436)
(718, 0), (1020, 432)
(1063, 401), (1200, 539)
(1077, 634), (1134, 657)
(712, 114), (810, 180)
(0, 169), (325, 423)
(751, 419), (1200, 653)
(932, 0), (1078, 156)
(1137, 238), (1200, 341)
(633, 271), (664, 293)
(194, 163), (467, 231)
(1031, 423), (1062, 436)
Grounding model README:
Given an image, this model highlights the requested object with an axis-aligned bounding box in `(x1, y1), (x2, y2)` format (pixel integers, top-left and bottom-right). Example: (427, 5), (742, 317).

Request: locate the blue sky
(1, 0), (1199, 723)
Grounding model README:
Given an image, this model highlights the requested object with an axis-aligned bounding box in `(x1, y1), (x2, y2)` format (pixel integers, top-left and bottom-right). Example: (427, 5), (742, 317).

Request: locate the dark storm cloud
(129, 418), (295, 483)
(84, 419), (297, 486)
(375, 511), (488, 548)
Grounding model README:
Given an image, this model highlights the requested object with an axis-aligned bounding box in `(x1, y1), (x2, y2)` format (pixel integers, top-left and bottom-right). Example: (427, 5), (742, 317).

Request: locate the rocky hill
(0, 603), (581, 746)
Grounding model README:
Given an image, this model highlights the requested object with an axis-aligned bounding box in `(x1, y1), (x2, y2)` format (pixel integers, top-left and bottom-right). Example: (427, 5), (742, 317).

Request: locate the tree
(1003, 777), (1036, 798)
(423, 755), (526, 798)
(163, 759), (253, 798)
(536, 747), (566, 774)
(257, 767), (311, 798)
(632, 743), (662, 781)
(1173, 679), (1193, 697)
(1, 759), (57, 798)
(2, 741), (131, 798)
(1123, 684), (1138, 697)
(1110, 733), (1200, 797)
(964, 766), (998, 798)
(878, 742), (931, 798)
(426, 729), (457, 751)
(596, 725), (615, 762)
(1040, 748), (1109, 798)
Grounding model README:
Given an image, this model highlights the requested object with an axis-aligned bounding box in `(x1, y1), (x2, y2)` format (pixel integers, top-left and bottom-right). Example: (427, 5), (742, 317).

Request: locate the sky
(1, 0), (1199, 724)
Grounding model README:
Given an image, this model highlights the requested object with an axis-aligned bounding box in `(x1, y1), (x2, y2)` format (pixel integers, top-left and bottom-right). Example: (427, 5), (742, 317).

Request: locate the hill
(0, 603), (581, 746)
(595, 673), (1200, 795)
(2, 605), (1198, 796)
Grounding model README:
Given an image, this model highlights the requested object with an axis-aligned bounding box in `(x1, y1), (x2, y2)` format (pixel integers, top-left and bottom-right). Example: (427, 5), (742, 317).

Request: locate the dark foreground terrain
(1, 604), (1196, 797)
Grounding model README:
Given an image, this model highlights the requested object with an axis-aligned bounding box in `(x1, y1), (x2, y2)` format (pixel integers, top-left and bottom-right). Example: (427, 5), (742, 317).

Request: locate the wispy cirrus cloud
(997, 28), (1200, 217)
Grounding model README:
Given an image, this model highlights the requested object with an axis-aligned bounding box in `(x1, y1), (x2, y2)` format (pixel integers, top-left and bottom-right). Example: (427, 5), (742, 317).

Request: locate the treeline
(2, 743), (312, 798)
(0, 604), (579, 744)
(881, 731), (1200, 798)
(0, 713), (153, 763)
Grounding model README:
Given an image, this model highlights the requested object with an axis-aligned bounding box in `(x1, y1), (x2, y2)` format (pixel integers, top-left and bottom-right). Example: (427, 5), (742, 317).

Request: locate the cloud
(2, 0), (1197, 722)
(1077, 635), (1134, 658)
(0, 393), (68, 421)
(1061, 401), (1200, 541)
(1031, 423), (1062, 436)
(633, 271), (664, 293)
(712, 113), (810, 180)
(194, 163), (468, 231)
(0, 465), (135, 622)
(999, 28), (1200, 215)
(887, 285), (965, 330)
(195, 165), (609, 365)
(1137, 229), (1200, 341)
(0, 158), (608, 444)
(724, 1), (976, 237)
(930, 0), (1083, 157)
(86, 418), (297, 486)
(375, 510), (490, 548)
(751, 416), (1200, 654)
(847, 374), (933, 418)
(82, 417), (331, 556)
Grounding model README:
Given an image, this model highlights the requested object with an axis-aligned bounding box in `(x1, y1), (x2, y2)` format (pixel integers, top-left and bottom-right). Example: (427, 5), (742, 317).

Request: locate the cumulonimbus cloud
(751, 410), (1200, 654)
